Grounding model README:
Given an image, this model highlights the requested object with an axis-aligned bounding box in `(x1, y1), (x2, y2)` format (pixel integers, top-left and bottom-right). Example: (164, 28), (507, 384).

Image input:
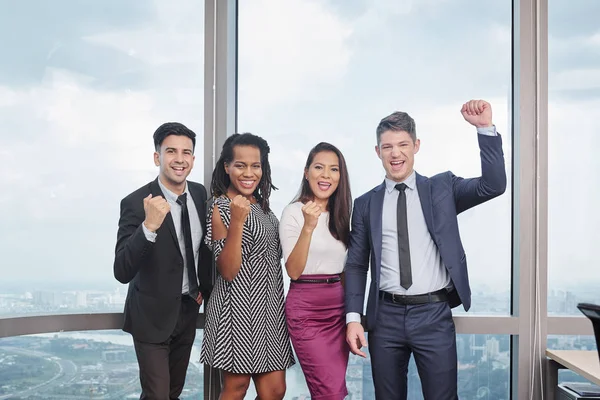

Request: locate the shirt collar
(157, 177), (189, 203)
(384, 170), (416, 194)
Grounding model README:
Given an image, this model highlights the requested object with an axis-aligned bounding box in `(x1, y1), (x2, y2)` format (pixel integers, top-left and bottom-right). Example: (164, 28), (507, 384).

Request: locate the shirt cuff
(477, 125), (497, 136)
(346, 312), (362, 325)
(142, 223), (157, 243)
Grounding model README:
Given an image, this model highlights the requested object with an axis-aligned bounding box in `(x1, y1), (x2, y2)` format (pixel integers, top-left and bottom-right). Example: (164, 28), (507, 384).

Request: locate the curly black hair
(210, 133), (277, 212)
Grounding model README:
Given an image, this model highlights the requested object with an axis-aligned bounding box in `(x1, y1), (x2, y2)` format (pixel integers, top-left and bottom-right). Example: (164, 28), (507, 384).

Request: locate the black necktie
(395, 183), (412, 290)
(176, 193), (199, 299)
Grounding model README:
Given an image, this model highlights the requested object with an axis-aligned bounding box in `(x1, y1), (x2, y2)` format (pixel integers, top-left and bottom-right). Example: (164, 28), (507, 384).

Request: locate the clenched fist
(143, 194), (170, 232)
(230, 195), (251, 224)
(461, 99), (493, 128)
(301, 201), (322, 232)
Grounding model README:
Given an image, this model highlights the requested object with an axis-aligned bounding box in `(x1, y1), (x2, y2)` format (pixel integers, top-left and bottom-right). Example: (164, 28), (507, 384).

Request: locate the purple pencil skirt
(285, 274), (349, 400)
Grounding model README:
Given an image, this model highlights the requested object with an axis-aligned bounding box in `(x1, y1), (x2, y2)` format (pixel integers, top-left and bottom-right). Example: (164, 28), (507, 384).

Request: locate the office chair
(577, 303), (600, 362)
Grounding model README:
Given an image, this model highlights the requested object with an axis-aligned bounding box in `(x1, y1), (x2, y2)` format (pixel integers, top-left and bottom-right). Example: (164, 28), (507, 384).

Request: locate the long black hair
(292, 142), (352, 246)
(210, 133), (277, 212)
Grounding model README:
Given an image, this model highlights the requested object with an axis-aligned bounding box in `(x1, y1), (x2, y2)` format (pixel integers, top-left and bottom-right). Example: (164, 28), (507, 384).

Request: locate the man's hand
(143, 194), (170, 232)
(346, 321), (368, 358)
(195, 293), (203, 305)
(461, 99), (493, 128)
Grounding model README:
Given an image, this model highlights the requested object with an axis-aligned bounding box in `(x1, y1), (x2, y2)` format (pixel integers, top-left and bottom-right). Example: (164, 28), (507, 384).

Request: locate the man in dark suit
(345, 100), (506, 399)
(114, 122), (213, 400)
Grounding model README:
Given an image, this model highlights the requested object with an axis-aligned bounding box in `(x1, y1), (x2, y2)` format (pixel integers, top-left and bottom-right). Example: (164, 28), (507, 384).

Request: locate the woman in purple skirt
(279, 142), (352, 400)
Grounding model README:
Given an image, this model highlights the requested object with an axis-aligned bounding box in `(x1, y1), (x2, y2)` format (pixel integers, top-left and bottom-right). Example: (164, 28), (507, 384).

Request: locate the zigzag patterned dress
(200, 196), (295, 374)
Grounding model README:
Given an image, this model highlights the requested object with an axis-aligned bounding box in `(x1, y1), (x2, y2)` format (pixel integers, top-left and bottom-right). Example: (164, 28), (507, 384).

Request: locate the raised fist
(461, 99), (493, 128)
(143, 194), (170, 232)
(301, 201), (322, 232)
(230, 195), (251, 223)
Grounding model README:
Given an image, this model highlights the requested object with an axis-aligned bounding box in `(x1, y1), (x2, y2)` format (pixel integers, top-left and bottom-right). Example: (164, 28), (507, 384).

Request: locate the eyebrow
(381, 140), (411, 146)
(165, 147), (193, 152)
(233, 160), (261, 165)
(314, 162), (339, 167)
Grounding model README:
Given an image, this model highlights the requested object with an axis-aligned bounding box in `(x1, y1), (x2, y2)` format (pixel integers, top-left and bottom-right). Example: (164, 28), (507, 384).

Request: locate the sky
(0, 0), (598, 302)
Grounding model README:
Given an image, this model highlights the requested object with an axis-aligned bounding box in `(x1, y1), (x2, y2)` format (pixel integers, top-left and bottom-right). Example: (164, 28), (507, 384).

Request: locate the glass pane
(0, 1), (205, 316)
(548, 335), (598, 386)
(238, 3), (511, 305)
(238, 0), (512, 397)
(0, 330), (204, 399)
(243, 334), (510, 399)
(548, 0), (600, 314)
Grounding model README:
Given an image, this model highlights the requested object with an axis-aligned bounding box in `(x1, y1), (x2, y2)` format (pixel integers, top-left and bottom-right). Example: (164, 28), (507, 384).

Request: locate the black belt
(291, 277), (341, 284)
(381, 289), (448, 305)
(182, 294), (196, 302)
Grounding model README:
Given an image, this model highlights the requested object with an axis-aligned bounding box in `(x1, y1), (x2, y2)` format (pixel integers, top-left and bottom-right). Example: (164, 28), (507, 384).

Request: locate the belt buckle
(391, 293), (407, 303)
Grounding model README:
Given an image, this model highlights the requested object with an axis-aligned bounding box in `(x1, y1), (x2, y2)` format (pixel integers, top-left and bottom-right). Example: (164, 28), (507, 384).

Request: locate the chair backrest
(577, 303), (600, 362)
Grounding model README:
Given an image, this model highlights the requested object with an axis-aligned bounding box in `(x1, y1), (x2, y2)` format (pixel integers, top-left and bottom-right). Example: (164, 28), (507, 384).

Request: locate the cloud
(547, 97), (600, 288)
(1, 0), (597, 301)
(0, 0), (206, 286)
(236, 0), (514, 296)
(238, 0), (353, 122)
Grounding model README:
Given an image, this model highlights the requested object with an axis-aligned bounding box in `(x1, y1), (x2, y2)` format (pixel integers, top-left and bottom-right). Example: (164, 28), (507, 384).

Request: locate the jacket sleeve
(344, 197), (371, 314)
(452, 133), (507, 214)
(113, 196), (155, 284)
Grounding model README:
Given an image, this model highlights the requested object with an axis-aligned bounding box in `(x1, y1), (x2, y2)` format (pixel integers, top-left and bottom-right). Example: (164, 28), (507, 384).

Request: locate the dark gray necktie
(176, 193), (199, 299)
(395, 183), (412, 289)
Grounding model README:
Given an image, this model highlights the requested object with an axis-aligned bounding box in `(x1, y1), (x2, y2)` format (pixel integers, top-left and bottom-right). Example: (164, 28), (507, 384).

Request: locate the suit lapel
(416, 173), (435, 236)
(150, 178), (180, 251)
(369, 182), (386, 267)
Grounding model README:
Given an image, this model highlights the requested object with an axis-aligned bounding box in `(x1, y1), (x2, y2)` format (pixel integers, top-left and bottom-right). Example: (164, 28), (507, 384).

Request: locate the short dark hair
(376, 112), (417, 145)
(153, 122), (196, 152)
(293, 142), (352, 247)
(210, 133), (277, 213)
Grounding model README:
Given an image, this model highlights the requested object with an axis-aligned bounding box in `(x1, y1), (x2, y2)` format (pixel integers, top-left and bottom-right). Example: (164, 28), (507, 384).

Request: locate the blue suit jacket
(344, 134), (506, 330)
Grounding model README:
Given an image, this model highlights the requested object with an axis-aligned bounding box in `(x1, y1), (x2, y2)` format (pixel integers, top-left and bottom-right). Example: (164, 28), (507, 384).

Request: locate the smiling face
(225, 145), (263, 198)
(375, 130), (420, 182)
(154, 134), (195, 194)
(305, 150), (340, 206)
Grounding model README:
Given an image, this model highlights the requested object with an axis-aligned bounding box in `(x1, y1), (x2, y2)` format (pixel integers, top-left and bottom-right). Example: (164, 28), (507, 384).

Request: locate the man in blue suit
(345, 100), (506, 399)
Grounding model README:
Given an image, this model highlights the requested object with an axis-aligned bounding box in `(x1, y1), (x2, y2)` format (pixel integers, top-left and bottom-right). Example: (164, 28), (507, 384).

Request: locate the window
(238, 1), (512, 308)
(238, 0), (512, 397)
(243, 334), (510, 399)
(548, 0), (600, 315)
(0, 0), (205, 316)
(0, 331), (205, 398)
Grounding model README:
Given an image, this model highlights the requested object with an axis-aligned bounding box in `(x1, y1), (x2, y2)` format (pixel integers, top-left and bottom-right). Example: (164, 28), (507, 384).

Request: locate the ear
(414, 139), (421, 154)
(375, 145), (382, 159)
(224, 162), (230, 174)
(304, 169), (309, 181)
(154, 151), (160, 167)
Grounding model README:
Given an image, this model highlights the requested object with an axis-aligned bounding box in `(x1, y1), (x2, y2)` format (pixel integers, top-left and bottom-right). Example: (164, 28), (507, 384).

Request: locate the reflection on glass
(0, 330), (204, 399)
(0, 1), (205, 315)
(548, 0), (600, 314)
